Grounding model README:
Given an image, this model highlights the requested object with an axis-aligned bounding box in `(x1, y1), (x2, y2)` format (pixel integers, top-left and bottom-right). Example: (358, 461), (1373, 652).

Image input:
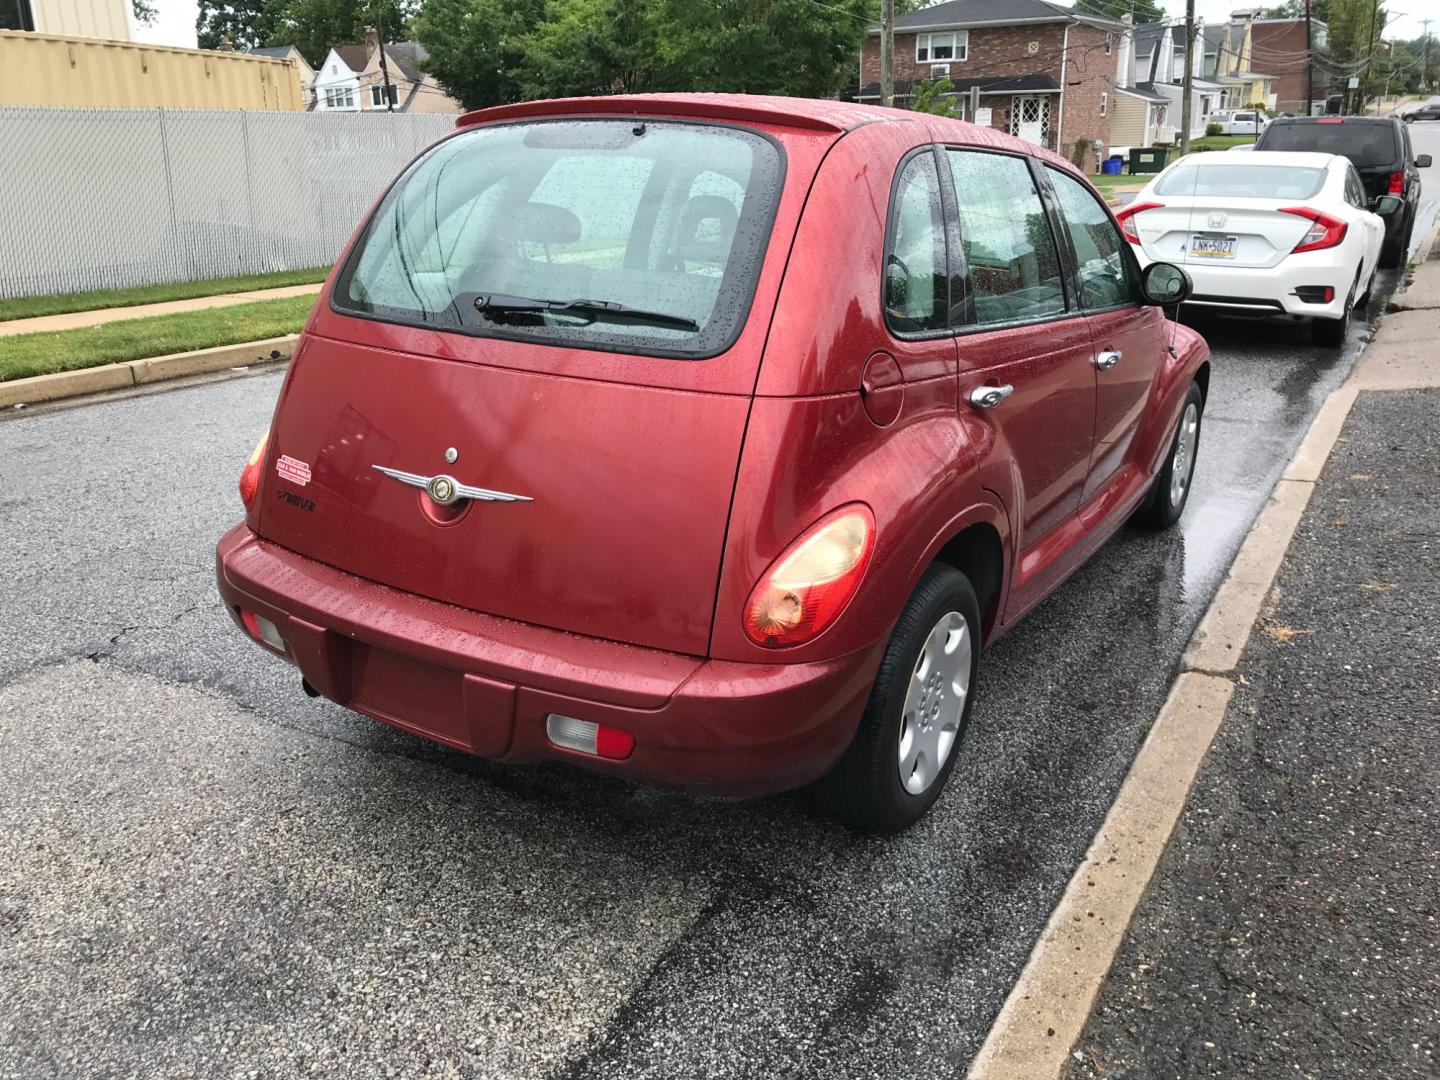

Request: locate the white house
(312, 44), (367, 111)
(1112, 19), (1225, 151)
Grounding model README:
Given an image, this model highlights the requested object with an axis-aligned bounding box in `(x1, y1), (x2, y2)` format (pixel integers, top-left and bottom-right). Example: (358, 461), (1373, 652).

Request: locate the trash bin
(1128, 147), (1171, 174)
(1102, 155), (1124, 175)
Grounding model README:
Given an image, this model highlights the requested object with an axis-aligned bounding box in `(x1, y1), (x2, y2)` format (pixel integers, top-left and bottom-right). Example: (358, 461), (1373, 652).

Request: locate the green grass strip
(0, 266), (331, 323)
(1, 295), (316, 382)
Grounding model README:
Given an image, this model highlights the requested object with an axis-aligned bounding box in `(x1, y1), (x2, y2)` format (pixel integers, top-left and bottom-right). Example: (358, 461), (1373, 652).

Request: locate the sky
(129, 0), (1434, 50)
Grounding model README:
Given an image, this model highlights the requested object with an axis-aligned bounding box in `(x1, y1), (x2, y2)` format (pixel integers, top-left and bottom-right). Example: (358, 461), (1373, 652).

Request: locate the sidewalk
(0, 282), (322, 338)
(1063, 263), (1440, 1078)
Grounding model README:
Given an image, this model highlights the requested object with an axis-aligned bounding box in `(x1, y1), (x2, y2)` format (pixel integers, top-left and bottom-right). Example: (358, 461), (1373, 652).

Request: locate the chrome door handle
(1095, 350), (1123, 371)
(969, 384), (1014, 410)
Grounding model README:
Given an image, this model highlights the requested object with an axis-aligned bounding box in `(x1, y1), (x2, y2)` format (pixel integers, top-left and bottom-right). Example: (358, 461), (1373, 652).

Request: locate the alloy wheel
(897, 611), (970, 795)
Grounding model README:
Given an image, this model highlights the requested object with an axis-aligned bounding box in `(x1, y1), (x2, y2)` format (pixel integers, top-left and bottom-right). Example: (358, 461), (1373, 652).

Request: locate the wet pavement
(2, 124), (1438, 1079)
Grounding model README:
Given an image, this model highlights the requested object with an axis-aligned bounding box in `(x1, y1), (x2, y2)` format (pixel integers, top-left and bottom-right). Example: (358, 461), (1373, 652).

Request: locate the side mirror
(1371, 194), (1404, 216)
(1417, 154), (1433, 169)
(1140, 262), (1192, 307)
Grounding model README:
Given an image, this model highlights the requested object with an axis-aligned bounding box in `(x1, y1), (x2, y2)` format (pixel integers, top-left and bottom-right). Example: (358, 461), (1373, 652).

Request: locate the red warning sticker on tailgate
(276, 455), (312, 487)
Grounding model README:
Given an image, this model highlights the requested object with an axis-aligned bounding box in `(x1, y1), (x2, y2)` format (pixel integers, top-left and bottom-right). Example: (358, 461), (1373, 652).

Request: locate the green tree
(1071, 0), (1163, 24)
(414, 0), (544, 109)
(519, 0), (672, 98)
(196, 0), (266, 48)
(910, 76), (957, 116)
(671, 0), (871, 97)
(258, 0), (412, 68)
(132, 0), (157, 25)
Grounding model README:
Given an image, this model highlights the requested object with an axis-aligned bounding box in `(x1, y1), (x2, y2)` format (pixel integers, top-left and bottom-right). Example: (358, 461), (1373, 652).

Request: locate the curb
(968, 221), (1440, 1080)
(0, 336), (297, 410)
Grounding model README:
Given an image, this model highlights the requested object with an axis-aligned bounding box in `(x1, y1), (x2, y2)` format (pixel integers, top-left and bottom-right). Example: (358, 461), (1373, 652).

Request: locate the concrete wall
(0, 30), (303, 110)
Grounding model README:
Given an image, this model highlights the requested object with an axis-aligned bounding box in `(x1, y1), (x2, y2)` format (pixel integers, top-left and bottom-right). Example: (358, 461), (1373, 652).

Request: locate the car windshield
(334, 119), (783, 359)
(1259, 122), (1397, 166)
(1154, 163), (1327, 198)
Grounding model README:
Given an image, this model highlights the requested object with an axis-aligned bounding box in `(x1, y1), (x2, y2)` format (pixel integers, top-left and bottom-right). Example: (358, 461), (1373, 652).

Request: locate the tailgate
(256, 335), (749, 655)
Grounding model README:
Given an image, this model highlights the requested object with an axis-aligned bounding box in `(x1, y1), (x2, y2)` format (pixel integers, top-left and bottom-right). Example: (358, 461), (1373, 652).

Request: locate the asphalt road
(2, 123), (1437, 1079)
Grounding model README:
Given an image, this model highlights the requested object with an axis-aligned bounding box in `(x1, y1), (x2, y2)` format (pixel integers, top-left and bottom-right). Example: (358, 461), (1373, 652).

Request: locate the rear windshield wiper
(466, 293), (699, 333)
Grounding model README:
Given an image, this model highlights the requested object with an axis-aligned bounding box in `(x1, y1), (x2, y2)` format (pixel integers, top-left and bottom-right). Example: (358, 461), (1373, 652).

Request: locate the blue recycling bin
(1101, 155), (1124, 175)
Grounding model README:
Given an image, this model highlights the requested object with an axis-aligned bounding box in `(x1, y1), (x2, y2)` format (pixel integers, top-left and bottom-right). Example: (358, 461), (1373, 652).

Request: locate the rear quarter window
(333, 119), (783, 360)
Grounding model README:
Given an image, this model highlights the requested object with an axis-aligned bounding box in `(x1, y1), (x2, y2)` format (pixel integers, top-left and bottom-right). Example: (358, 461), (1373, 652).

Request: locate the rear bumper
(1142, 249), (1360, 319)
(215, 524), (882, 796)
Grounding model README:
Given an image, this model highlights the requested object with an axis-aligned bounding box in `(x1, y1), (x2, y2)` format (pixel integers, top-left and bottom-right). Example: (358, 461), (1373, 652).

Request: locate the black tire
(1134, 380), (1204, 531)
(813, 564), (981, 834)
(1379, 212), (1412, 270)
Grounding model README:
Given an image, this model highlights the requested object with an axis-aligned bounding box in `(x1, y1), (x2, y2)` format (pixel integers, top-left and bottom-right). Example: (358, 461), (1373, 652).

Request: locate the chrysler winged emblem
(372, 464), (532, 505)
(1208, 211), (1227, 229)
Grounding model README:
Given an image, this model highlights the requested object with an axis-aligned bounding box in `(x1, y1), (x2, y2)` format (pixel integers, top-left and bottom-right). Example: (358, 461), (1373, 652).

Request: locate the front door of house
(1010, 95), (1051, 146)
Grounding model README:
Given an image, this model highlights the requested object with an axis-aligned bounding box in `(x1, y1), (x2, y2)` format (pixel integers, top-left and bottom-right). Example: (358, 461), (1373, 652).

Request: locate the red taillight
(1318, 117), (1344, 124)
(1281, 206), (1348, 254)
(238, 430), (269, 509)
(545, 714), (635, 760)
(1387, 170), (1405, 194)
(1114, 201), (1164, 245)
(743, 506), (875, 648)
(239, 608), (286, 651)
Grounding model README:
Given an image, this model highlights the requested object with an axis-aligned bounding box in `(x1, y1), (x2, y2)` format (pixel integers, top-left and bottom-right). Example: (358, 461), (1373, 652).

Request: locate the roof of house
(332, 44), (369, 73)
(871, 0), (1120, 34)
(247, 45), (295, 59)
(1132, 23), (1167, 58)
(1128, 81), (1173, 103)
(855, 72), (1062, 100)
(382, 41), (429, 82)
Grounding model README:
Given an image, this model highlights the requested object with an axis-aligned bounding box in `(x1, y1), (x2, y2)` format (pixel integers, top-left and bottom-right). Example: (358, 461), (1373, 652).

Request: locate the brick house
(855, 0), (1125, 172)
(1250, 16), (1327, 115)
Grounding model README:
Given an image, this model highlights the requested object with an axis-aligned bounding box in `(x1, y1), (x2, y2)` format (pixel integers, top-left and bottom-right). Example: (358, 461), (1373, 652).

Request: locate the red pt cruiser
(217, 95), (1208, 832)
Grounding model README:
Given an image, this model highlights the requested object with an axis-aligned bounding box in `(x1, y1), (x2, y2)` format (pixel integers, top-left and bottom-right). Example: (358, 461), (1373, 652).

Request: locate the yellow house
(2, 0), (131, 40)
(0, 30), (305, 109)
(1210, 17), (1276, 110)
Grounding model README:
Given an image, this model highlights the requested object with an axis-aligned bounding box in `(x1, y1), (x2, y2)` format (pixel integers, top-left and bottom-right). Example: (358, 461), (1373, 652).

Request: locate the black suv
(1403, 102), (1440, 122)
(1256, 116), (1431, 267)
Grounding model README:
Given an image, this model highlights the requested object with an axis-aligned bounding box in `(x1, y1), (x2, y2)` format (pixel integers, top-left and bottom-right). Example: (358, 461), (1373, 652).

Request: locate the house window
(1100, 92), (1107, 117)
(1104, 32), (1113, 56)
(325, 87), (355, 109)
(916, 31), (968, 63)
(331, 64), (338, 74)
(370, 84), (398, 107)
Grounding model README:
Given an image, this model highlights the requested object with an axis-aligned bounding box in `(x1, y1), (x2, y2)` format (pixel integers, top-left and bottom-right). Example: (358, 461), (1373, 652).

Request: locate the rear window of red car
(333, 119), (783, 360)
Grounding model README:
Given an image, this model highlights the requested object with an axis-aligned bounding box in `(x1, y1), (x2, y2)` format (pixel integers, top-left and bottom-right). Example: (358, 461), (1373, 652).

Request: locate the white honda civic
(1118, 151), (1398, 346)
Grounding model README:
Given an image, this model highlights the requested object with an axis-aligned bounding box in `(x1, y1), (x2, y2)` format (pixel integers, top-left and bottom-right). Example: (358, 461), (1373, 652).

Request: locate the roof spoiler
(456, 95), (854, 134)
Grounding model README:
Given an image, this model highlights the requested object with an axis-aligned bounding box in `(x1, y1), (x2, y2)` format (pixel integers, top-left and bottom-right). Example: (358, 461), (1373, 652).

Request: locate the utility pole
(1180, 0), (1195, 154)
(1305, 0), (1314, 116)
(373, 3), (395, 113)
(1424, 20), (1433, 96)
(880, 0), (895, 108)
(1361, 0), (1380, 113)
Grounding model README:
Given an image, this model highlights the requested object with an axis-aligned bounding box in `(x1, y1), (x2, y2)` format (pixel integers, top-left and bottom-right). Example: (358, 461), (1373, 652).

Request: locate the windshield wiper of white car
(466, 293), (699, 333)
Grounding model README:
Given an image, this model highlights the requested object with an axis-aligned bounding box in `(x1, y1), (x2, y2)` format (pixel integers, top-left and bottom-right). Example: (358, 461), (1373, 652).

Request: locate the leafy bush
(1206, 122), (1224, 136)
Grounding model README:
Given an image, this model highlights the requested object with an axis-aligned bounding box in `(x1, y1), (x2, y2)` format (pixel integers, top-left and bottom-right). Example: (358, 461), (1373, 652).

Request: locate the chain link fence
(0, 106), (456, 300)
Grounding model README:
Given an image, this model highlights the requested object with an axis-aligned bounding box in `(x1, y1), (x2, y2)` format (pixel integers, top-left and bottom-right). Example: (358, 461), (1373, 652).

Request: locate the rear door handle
(969, 384), (1014, 410)
(1095, 350), (1122, 371)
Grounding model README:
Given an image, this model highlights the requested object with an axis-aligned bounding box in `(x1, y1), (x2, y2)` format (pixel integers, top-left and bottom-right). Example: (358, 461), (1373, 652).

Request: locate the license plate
(1190, 234), (1237, 258)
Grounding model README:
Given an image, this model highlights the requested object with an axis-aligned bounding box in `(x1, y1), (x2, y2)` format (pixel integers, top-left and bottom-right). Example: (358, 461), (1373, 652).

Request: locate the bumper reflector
(240, 609), (286, 651)
(546, 714), (635, 760)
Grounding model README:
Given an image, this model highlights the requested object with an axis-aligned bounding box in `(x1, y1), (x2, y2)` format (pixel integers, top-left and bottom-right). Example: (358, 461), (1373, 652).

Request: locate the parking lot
(2, 121), (1437, 1079)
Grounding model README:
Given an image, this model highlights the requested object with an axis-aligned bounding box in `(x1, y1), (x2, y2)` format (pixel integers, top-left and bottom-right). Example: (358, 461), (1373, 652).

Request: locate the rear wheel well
(932, 523), (1004, 637)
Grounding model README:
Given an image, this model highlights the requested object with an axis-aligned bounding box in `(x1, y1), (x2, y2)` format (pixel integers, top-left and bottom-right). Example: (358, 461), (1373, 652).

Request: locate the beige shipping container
(0, 30), (303, 110)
